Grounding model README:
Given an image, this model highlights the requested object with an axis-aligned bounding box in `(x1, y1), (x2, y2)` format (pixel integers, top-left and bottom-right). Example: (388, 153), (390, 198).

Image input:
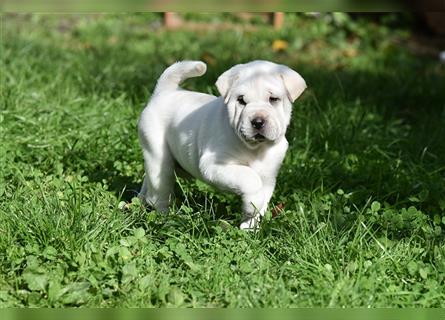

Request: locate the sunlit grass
(1, 13), (444, 307)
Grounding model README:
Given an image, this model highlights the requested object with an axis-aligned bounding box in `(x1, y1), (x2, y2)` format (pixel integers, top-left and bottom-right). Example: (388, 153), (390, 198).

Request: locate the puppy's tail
(154, 61), (207, 95)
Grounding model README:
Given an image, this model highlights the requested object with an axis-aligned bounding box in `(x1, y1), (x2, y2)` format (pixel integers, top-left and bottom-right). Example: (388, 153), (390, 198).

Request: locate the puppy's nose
(251, 117), (265, 130)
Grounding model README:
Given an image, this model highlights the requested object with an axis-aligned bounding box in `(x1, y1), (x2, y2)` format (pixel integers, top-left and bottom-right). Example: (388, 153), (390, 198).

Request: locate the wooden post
(164, 12), (182, 29)
(273, 12), (284, 29)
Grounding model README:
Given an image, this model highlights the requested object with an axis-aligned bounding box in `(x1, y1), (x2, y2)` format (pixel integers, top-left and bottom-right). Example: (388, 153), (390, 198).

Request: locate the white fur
(138, 60), (306, 230)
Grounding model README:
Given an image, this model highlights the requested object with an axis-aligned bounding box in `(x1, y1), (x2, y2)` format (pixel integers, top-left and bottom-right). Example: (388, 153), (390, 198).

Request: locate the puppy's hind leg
(138, 141), (175, 213)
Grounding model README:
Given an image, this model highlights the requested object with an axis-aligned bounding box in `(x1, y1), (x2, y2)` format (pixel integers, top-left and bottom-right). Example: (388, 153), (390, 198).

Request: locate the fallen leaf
(272, 39), (288, 52)
(344, 47), (358, 57)
(108, 35), (118, 45)
(272, 203), (285, 218)
(201, 52), (216, 66)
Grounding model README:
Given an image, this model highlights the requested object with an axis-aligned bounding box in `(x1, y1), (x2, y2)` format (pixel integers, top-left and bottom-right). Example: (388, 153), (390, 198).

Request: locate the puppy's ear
(216, 66), (241, 102)
(279, 66), (307, 103)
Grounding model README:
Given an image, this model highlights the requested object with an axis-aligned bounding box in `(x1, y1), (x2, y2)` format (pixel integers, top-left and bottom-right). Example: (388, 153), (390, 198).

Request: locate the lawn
(1, 13), (445, 307)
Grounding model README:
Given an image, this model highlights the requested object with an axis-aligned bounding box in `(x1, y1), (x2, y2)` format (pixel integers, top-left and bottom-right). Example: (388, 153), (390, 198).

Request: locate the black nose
(251, 117), (265, 130)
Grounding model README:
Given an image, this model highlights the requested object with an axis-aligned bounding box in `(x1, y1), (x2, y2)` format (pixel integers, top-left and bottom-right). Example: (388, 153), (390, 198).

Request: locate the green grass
(1, 13), (445, 307)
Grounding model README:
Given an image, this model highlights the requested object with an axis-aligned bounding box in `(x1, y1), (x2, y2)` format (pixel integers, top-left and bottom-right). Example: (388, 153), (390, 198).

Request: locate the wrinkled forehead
(232, 72), (285, 95)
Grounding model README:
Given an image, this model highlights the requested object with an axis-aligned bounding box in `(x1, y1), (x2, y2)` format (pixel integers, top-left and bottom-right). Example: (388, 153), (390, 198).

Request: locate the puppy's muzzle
(250, 117), (267, 141)
(240, 105), (274, 144)
(251, 117), (266, 130)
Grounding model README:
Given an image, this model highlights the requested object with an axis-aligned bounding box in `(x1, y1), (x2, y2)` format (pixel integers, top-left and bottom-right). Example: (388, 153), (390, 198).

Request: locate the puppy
(138, 60), (306, 229)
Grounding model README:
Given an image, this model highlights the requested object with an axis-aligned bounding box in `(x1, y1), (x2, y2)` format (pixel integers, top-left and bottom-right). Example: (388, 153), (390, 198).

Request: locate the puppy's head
(216, 60), (306, 148)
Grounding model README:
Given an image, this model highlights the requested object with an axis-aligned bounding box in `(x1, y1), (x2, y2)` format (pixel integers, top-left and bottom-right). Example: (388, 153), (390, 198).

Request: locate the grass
(1, 13), (445, 307)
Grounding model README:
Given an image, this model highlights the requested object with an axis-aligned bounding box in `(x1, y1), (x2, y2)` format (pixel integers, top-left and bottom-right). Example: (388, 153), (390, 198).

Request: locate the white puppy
(138, 60), (306, 229)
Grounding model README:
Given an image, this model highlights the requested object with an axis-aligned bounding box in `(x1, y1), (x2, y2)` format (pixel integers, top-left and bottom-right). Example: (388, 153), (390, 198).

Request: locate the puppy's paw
(118, 201), (131, 211)
(240, 217), (260, 231)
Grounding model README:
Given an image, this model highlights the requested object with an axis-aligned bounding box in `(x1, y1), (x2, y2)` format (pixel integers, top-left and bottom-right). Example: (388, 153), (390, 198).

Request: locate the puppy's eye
(237, 96), (247, 106)
(269, 96), (280, 104)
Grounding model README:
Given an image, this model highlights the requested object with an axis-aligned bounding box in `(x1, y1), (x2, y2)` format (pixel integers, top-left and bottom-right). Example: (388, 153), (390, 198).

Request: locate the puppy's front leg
(200, 160), (266, 228)
(239, 191), (265, 230)
(240, 177), (276, 230)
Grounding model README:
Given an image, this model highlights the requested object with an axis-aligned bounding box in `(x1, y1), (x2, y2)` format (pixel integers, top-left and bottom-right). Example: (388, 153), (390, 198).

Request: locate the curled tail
(154, 61), (207, 95)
